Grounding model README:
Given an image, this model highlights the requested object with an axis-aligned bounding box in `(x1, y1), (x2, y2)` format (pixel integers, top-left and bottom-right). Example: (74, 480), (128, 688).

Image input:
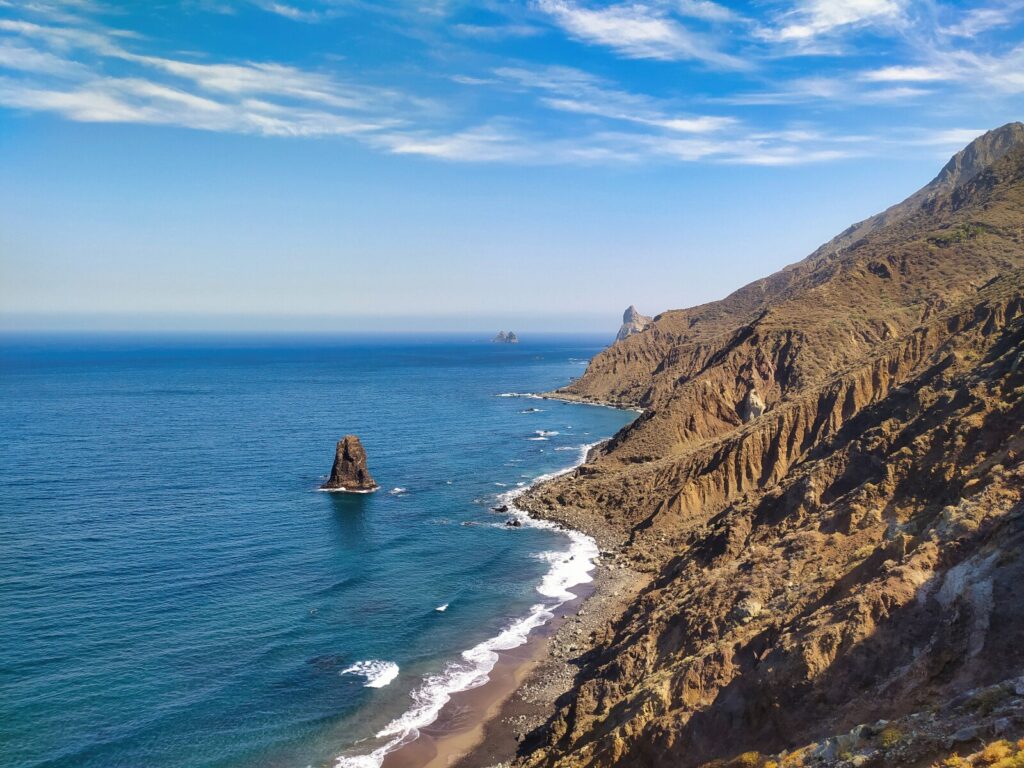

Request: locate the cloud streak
(765, 0), (907, 42)
(0, 0), (1021, 167)
(535, 0), (746, 68)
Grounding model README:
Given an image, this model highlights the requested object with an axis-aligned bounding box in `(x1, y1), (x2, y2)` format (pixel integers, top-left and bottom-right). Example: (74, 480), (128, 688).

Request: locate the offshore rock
(616, 305), (653, 341)
(320, 435), (378, 492)
(494, 331), (520, 344)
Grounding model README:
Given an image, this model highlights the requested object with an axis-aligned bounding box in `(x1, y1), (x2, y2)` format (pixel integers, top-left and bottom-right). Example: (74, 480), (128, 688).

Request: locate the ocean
(0, 334), (635, 768)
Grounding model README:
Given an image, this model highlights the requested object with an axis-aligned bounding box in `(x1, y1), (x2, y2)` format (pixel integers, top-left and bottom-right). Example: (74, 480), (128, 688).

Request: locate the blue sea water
(0, 334), (634, 768)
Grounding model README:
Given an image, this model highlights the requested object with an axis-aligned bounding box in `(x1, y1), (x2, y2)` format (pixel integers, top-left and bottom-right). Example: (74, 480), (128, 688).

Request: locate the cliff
(518, 123), (1024, 768)
(616, 306), (654, 341)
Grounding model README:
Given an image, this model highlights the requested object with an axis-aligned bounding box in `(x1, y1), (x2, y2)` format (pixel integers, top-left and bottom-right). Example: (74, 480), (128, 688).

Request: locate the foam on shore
(341, 661), (400, 689)
(334, 442), (602, 768)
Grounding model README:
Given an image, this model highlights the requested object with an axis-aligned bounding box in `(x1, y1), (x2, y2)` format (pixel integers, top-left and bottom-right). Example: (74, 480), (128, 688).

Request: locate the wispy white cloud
(0, 38), (86, 76)
(376, 122), (533, 161)
(0, 0), (1018, 169)
(0, 17), (409, 137)
(128, 56), (379, 110)
(718, 74), (933, 105)
(255, 2), (326, 23)
(764, 0), (907, 42)
(452, 22), (544, 39)
(373, 122), (864, 165)
(859, 65), (949, 82)
(674, 0), (744, 23)
(535, 0), (745, 68)
(491, 65), (736, 133)
(856, 42), (1024, 94)
(909, 127), (987, 146)
(0, 74), (397, 135)
(941, 0), (1024, 37)
(0, 18), (128, 55)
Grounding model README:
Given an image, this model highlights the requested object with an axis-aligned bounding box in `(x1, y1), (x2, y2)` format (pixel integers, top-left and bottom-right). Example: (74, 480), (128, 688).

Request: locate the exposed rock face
(320, 435), (377, 492)
(494, 331), (520, 344)
(514, 124), (1024, 768)
(739, 388), (765, 422)
(615, 305), (653, 342)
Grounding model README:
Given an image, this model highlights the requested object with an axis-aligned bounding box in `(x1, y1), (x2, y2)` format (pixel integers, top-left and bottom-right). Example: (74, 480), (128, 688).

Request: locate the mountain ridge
(513, 123), (1024, 768)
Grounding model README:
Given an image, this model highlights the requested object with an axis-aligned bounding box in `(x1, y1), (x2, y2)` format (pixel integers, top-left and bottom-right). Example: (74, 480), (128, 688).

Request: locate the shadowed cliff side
(519, 123), (1024, 768)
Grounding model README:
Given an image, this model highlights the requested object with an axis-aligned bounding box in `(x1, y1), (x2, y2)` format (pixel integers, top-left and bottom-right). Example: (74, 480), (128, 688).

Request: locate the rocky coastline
(450, 124), (1024, 768)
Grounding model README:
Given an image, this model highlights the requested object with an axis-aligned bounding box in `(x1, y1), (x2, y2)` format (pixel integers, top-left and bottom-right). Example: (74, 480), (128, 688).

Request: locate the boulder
(320, 435), (378, 492)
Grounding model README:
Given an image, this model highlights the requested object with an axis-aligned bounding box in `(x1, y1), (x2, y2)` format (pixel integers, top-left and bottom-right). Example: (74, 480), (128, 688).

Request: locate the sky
(0, 0), (1022, 333)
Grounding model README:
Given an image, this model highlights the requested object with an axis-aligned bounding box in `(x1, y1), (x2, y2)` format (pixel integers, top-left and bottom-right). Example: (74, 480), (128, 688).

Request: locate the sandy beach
(379, 503), (649, 768)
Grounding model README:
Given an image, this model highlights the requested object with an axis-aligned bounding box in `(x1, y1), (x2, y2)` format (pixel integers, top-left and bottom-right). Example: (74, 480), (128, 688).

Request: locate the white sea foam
(435, 603), (448, 612)
(341, 661), (400, 689)
(535, 430), (559, 437)
(527, 437), (548, 441)
(334, 441), (605, 768)
(389, 487), (408, 495)
(317, 486), (379, 494)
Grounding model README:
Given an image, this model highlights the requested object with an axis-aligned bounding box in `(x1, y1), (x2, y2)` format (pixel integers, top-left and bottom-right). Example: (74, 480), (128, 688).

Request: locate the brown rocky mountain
(517, 123), (1024, 768)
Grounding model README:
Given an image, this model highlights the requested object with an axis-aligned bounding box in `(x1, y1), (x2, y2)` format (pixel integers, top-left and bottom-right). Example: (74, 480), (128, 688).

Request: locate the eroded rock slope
(518, 123), (1024, 768)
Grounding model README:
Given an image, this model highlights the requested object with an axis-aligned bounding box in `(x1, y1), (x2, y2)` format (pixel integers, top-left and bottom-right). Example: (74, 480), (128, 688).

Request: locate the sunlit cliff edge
(517, 123), (1024, 768)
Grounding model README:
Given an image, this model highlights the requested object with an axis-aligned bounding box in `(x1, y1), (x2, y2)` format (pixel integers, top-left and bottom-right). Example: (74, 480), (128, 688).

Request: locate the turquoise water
(0, 334), (634, 768)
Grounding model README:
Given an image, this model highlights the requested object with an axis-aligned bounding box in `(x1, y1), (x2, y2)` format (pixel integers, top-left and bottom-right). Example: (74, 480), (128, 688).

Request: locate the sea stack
(320, 435), (378, 492)
(493, 331), (519, 344)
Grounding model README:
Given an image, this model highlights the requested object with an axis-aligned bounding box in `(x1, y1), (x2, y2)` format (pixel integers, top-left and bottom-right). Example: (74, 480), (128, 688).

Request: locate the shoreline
(374, 408), (646, 768)
(335, 420), (638, 768)
(448, 563), (647, 768)
(497, 391), (645, 414)
(380, 543), (647, 768)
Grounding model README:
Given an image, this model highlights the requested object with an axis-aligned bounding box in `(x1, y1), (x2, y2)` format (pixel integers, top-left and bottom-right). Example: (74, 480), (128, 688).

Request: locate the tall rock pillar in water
(320, 435), (378, 492)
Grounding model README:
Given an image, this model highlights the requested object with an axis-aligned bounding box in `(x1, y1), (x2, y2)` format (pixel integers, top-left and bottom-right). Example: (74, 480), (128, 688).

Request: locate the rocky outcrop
(513, 124), (1024, 768)
(494, 331), (520, 344)
(320, 435), (378, 492)
(739, 388), (765, 423)
(616, 305), (653, 342)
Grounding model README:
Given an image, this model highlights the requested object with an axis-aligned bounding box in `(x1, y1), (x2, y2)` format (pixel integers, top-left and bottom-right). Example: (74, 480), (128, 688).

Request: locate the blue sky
(0, 0), (1021, 332)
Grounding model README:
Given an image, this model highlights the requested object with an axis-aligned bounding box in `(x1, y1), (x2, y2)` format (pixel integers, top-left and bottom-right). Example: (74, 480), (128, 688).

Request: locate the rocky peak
(616, 305), (653, 341)
(493, 331), (519, 344)
(809, 122), (1024, 259)
(929, 121), (1024, 192)
(320, 435), (378, 492)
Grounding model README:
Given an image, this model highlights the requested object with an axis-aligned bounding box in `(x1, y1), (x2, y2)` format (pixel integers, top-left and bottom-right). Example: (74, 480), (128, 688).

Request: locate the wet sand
(381, 586), (591, 768)
(381, 438), (650, 768)
(380, 561), (648, 768)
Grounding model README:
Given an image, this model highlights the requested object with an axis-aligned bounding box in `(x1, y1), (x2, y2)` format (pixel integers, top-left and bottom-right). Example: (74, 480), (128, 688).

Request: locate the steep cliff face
(521, 124), (1024, 768)
(617, 306), (654, 342)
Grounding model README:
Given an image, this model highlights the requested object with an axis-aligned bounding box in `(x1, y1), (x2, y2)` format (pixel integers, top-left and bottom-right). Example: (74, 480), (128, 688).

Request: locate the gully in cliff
(319, 435), (378, 493)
